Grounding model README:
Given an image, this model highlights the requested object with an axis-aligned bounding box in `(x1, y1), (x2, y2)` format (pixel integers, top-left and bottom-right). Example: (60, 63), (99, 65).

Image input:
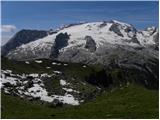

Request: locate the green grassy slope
(1, 84), (158, 119)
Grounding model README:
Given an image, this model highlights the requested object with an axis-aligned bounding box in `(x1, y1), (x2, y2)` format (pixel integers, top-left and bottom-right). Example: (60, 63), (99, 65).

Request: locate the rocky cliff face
(84, 36), (96, 52)
(51, 32), (70, 58)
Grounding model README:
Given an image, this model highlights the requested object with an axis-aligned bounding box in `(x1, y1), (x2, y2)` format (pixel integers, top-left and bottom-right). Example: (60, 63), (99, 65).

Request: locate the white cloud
(1, 25), (16, 33)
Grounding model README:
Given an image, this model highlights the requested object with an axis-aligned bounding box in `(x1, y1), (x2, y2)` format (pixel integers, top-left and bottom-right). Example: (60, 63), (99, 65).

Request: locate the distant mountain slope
(1, 29), (48, 56)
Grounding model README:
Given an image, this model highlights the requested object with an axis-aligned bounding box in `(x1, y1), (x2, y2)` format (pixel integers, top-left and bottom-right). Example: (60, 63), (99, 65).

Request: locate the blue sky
(1, 1), (159, 45)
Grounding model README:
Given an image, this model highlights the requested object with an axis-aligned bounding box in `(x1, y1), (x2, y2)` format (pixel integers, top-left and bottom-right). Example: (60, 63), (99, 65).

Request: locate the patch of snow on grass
(28, 74), (39, 78)
(5, 70), (12, 73)
(83, 65), (86, 68)
(25, 61), (30, 64)
(53, 71), (62, 74)
(52, 62), (57, 65)
(26, 83), (53, 102)
(35, 60), (43, 63)
(40, 73), (52, 78)
(62, 94), (79, 105)
(52, 94), (79, 105)
(0, 72), (17, 86)
(63, 88), (73, 92)
(46, 67), (51, 69)
(63, 88), (80, 93)
(60, 79), (67, 86)
(63, 63), (68, 66)
(1, 70), (81, 105)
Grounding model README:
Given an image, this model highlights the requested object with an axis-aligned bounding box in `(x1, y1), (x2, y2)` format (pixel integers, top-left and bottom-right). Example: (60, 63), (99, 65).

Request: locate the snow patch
(53, 71), (62, 74)
(5, 70), (12, 73)
(52, 62), (57, 65)
(83, 65), (87, 68)
(25, 61), (30, 64)
(35, 60), (43, 63)
(63, 63), (68, 66)
(60, 79), (67, 86)
(28, 73), (39, 78)
(63, 88), (80, 93)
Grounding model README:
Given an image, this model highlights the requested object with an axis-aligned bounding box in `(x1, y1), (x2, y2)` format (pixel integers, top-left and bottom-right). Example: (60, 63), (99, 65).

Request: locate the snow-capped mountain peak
(3, 20), (158, 61)
(111, 20), (132, 27)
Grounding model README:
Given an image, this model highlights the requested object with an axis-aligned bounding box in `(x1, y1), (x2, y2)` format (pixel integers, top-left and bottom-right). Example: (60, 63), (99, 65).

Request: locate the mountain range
(2, 20), (159, 89)
(2, 20), (158, 60)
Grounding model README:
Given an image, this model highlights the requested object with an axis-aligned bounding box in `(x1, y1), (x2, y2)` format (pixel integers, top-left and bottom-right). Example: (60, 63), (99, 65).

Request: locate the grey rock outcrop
(51, 32), (70, 58)
(84, 36), (96, 52)
(109, 23), (124, 37)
